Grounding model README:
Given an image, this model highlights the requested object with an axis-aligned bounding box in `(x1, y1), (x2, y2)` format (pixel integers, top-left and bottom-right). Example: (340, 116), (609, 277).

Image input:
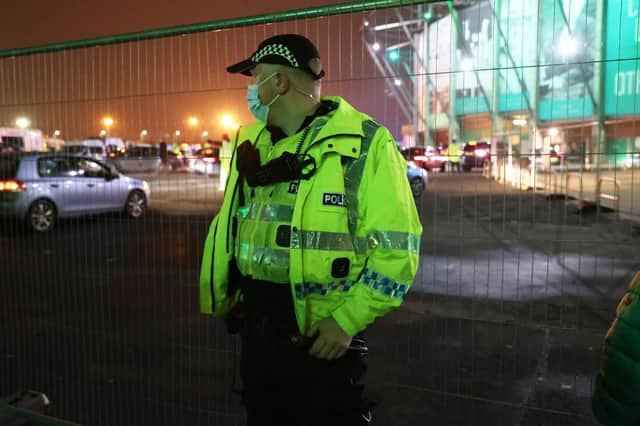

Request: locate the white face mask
(246, 72), (280, 122)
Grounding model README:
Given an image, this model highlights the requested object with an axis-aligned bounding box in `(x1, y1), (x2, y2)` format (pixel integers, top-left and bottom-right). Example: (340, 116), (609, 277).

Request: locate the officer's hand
(306, 317), (352, 360)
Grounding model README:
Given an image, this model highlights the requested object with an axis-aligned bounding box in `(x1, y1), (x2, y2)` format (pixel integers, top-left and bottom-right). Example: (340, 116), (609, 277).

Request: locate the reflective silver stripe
(362, 231), (421, 254)
(295, 279), (356, 299)
(251, 247), (290, 266)
(344, 120), (380, 238)
(246, 203), (294, 222)
(288, 229), (421, 254)
(308, 119), (327, 145)
(291, 230), (355, 251)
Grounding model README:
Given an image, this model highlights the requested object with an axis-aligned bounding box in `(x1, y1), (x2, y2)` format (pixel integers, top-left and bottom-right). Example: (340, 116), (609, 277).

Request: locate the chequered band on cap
(251, 44), (299, 68)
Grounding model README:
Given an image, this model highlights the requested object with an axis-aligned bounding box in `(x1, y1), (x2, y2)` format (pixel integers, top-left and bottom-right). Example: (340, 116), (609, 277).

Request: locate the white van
(112, 144), (162, 174)
(61, 138), (125, 160)
(0, 128), (45, 152)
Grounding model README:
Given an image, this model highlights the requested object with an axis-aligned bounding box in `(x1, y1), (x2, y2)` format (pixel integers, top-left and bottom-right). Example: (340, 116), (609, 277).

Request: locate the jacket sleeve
(592, 271), (640, 426)
(199, 214), (219, 314)
(199, 127), (244, 316)
(331, 126), (422, 336)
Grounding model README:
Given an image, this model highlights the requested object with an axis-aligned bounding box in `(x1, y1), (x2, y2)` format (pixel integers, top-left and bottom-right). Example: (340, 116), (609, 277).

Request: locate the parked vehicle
(188, 147), (220, 175)
(61, 138), (125, 161)
(401, 146), (446, 172)
(0, 153), (150, 232)
(461, 141), (490, 172)
(407, 161), (428, 197)
(166, 151), (186, 171)
(0, 128), (45, 152)
(112, 144), (162, 174)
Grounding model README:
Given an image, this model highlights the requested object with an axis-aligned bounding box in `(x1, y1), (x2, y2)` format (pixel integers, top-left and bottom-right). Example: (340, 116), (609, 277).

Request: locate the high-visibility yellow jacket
(447, 142), (461, 163)
(199, 96), (422, 336)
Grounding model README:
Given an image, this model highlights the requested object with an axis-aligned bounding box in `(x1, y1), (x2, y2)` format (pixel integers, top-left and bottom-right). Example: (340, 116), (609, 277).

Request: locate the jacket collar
(240, 96), (367, 150)
(312, 96), (366, 141)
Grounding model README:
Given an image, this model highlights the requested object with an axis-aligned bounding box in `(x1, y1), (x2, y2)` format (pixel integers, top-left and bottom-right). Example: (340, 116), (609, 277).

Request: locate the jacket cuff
(331, 301), (367, 337)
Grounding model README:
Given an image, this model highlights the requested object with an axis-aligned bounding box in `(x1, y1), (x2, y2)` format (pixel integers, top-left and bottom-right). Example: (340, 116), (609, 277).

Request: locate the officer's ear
(273, 71), (291, 95)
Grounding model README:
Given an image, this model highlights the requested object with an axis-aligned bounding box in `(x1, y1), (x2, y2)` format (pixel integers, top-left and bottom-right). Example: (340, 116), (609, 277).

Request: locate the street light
(220, 114), (234, 128)
(548, 127), (559, 137)
(423, 6), (433, 21)
(102, 117), (113, 141)
(557, 34), (579, 60)
(16, 117), (30, 129)
(140, 129), (148, 143)
(372, 42), (381, 52)
(53, 130), (61, 138)
(460, 57), (474, 72)
(221, 114), (239, 132)
(188, 116), (199, 127)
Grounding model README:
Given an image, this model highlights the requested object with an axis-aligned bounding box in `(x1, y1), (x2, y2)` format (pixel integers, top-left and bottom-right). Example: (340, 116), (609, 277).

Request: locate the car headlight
(142, 181), (149, 191)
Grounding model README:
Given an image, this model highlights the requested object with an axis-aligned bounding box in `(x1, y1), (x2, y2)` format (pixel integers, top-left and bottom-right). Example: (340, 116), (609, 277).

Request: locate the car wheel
(27, 199), (57, 232)
(410, 177), (424, 198)
(125, 190), (146, 219)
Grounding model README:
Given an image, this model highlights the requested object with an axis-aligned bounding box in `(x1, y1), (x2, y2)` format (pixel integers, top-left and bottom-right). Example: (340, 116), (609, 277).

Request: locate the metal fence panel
(1, 1), (639, 425)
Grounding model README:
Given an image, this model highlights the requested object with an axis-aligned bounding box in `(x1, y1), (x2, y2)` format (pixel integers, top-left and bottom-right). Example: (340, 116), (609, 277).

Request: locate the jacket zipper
(209, 220), (219, 307)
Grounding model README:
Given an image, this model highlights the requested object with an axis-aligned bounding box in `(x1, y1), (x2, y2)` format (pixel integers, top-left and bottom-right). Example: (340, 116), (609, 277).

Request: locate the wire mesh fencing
(1, 1), (639, 425)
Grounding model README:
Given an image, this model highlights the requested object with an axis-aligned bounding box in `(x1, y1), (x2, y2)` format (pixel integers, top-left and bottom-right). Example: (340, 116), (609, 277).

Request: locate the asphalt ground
(2, 171), (639, 425)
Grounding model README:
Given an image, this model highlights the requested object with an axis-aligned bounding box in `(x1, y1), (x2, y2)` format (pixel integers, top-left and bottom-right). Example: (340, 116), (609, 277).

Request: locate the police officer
(199, 34), (422, 426)
(446, 139), (461, 172)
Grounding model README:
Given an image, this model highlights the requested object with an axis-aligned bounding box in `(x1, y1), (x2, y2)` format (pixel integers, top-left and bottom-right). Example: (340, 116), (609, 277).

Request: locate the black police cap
(226, 34), (325, 80)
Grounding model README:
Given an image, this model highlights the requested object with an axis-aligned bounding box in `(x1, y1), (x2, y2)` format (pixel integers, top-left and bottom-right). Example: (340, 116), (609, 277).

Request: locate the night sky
(1, 0), (347, 50)
(1, 1), (406, 142)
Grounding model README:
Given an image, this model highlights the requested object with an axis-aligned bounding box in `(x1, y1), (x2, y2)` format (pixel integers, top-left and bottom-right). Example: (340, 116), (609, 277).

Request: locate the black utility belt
(236, 275), (293, 309)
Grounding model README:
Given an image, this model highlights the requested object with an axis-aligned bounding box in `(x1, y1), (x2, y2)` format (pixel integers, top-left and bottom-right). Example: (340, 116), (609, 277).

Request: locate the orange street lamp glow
(103, 117), (114, 128)
(221, 114), (234, 128)
(188, 116), (199, 127)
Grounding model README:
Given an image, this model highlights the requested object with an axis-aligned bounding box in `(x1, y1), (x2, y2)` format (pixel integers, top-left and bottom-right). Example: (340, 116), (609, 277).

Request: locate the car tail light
(475, 149), (487, 158)
(0, 179), (25, 192)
